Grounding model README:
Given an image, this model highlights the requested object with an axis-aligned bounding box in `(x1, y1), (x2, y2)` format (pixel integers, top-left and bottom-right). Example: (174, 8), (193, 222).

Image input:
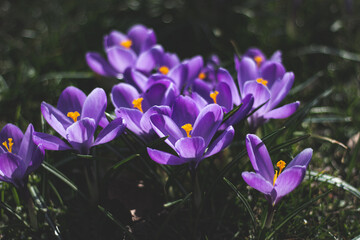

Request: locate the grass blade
(223, 177), (256, 229)
(293, 45), (360, 62)
(307, 171), (360, 199)
(268, 134), (310, 153)
(0, 200), (30, 228)
(265, 190), (331, 240)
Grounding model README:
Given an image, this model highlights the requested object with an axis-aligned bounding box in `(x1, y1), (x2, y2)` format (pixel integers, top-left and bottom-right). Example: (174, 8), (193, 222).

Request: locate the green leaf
(222, 102), (243, 123)
(223, 177), (256, 229)
(163, 192), (192, 208)
(106, 154), (139, 178)
(265, 190), (331, 240)
(268, 134), (310, 153)
(0, 200), (30, 228)
(293, 45), (360, 62)
(307, 171), (360, 199)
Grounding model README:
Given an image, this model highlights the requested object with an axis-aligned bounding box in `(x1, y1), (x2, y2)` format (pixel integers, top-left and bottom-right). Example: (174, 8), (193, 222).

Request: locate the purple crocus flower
(236, 51), (299, 131)
(86, 24), (157, 77)
(147, 100), (234, 168)
(235, 48), (282, 70)
(242, 134), (312, 206)
(112, 79), (177, 141)
(34, 87), (126, 155)
(0, 124), (45, 188)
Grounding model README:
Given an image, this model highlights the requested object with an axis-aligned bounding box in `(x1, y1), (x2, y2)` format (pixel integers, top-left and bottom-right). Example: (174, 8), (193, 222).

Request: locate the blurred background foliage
(0, 0), (360, 239)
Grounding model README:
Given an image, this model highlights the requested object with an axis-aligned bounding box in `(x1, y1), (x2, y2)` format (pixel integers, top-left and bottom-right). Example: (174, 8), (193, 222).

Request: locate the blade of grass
(290, 71), (324, 95)
(0, 200), (30, 228)
(307, 171), (360, 199)
(265, 190), (331, 240)
(293, 45), (360, 62)
(223, 177), (256, 229)
(268, 134), (310, 153)
(222, 103), (243, 123)
(98, 205), (135, 239)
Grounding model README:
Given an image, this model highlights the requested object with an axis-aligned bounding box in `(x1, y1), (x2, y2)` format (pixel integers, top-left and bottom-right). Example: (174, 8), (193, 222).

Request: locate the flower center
(132, 97), (144, 113)
(158, 66), (169, 75)
(256, 78), (268, 86)
(273, 160), (286, 186)
(210, 91), (219, 104)
(67, 111), (80, 122)
(254, 55), (263, 67)
(120, 39), (132, 49)
(198, 72), (206, 80)
(181, 123), (193, 138)
(2, 138), (13, 153)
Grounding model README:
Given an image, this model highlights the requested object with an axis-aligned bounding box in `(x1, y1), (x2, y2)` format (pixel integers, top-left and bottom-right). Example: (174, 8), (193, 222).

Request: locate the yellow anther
(132, 97), (144, 113)
(198, 72), (206, 80)
(254, 55), (263, 67)
(2, 138), (13, 153)
(120, 39), (132, 49)
(67, 111), (80, 122)
(273, 160), (286, 186)
(181, 123), (193, 138)
(273, 170), (278, 186)
(256, 78), (268, 86)
(276, 160), (286, 175)
(210, 91), (219, 104)
(159, 66), (169, 75)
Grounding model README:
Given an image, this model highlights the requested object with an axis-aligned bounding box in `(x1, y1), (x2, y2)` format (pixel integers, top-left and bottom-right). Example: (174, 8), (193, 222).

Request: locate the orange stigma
(254, 55), (263, 67)
(120, 39), (132, 49)
(256, 78), (268, 86)
(67, 111), (80, 122)
(2, 138), (13, 153)
(181, 124), (193, 138)
(132, 97), (144, 113)
(159, 66), (169, 75)
(210, 91), (219, 104)
(198, 72), (206, 80)
(273, 160), (286, 186)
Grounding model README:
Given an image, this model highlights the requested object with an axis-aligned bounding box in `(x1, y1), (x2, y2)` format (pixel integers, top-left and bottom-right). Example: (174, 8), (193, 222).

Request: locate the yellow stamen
(273, 160), (286, 186)
(210, 91), (219, 104)
(2, 138), (13, 153)
(132, 97), (144, 113)
(198, 72), (206, 80)
(181, 124), (193, 138)
(159, 66), (169, 75)
(67, 111), (80, 122)
(254, 55), (263, 67)
(120, 39), (132, 49)
(256, 78), (268, 86)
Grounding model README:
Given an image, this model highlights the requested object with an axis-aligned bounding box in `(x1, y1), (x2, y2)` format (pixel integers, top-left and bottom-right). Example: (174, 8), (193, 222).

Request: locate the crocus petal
(192, 78), (212, 102)
(116, 108), (144, 136)
(216, 82), (233, 111)
(261, 61), (285, 89)
(163, 52), (180, 68)
(147, 148), (186, 165)
(127, 24), (156, 54)
(111, 83), (140, 109)
(140, 106), (172, 134)
(143, 80), (177, 107)
(243, 81), (271, 111)
(0, 153), (21, 179)
(41, 102), (72, 138)
(135, 46), (163, 74)
(175, 137), (205, 159)
(242, 171), (274, 195)
(286, 148), (313, 169)
(93, 118), (126, 146)
(66, 118), (96, 154)
(225, 94), (254, 126)
(33, 132), (71, 151)
(57, 86), (86, 115)
(217, 68), (241, 105)
(237, 57), (257, 95)
(107, 47), (137, 73)
(204, 126), (234, 158)
(123, 68), (149, 92)
(263, 101), (300, 120)
(245, 134), (274, 183)
(244, 48), (266, 61)
(267, 72), (294, 110)
(270, 50), (282, 63)
(171, 96), (200, 127)
(81, 88), (107, 127)
(150, 114), (184, 149)
(18, 124), (36, 165)
(192, 104), (223, 147)
(189, 92), (208, 109)
(86, 52), (118, 77)
(185, 56), (203, 85)
(0, 124), (24, 154)
(168, 63), (188, 90)
(26, 145), (45, 176)
(273, 166), (306, 205)
(104, 30), (127, 49)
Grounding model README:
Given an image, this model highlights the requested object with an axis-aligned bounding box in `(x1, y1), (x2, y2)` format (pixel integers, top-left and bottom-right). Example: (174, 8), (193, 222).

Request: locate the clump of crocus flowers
(0, 24), (312, 235)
